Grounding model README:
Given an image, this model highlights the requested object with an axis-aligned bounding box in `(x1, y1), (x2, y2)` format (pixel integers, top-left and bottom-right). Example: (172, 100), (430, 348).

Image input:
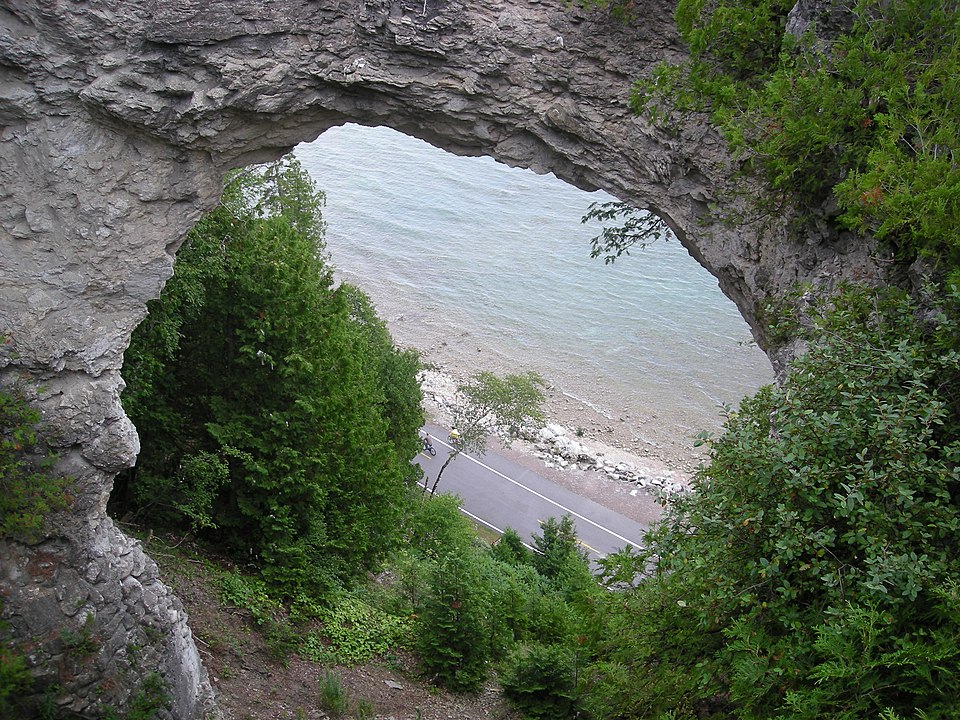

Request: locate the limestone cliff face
(0, 0), (881, 716)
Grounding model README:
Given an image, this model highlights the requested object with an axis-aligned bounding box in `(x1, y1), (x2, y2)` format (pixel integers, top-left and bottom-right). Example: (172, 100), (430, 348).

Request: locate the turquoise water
(295, 124), (773, 441)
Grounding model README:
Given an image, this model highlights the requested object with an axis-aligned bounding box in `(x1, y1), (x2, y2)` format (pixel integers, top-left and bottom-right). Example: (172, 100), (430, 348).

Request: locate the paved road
(415, 423), (647, 564)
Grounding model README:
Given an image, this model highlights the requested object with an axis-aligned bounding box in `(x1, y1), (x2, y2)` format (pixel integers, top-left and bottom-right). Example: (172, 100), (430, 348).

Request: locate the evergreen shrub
(582, 287), (960, 717)
(501, 643), (578, 720)
(0, 631), (31, 720)
(415, 552), (490, 691)
(532, 516), (595, 599)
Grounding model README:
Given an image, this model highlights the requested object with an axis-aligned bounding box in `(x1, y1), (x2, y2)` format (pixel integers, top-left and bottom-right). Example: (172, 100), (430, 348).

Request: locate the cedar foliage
(115, 157), (423, 594)
(500, 643), (579, 720)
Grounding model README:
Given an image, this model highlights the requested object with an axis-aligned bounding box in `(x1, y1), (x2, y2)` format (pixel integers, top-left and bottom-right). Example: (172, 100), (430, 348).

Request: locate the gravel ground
(148, 533), (523, 720)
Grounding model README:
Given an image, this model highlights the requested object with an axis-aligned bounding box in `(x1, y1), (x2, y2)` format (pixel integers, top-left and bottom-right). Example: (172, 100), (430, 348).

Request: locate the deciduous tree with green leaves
(425, 371), (545, 496)
(580, 200), (672, 265)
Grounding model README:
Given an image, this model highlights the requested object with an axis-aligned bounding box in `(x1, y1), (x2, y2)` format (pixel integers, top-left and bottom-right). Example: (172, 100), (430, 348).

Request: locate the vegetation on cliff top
(643, 0), (959, 280)
(575, 1), (960, 717)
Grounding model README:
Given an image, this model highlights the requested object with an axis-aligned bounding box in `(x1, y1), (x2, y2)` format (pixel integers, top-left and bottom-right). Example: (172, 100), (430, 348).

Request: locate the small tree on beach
(426, 371), (546, 497)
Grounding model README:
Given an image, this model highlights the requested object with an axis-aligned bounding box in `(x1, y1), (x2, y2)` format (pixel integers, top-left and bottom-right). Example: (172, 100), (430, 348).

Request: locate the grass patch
(318, 671), (350, 717)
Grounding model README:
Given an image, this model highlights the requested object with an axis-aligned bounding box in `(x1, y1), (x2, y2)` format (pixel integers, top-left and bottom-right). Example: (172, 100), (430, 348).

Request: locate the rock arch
(0, 1), (879, 716)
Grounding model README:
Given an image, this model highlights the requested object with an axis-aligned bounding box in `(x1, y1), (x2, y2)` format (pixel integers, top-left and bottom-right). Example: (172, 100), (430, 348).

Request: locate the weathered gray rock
(786, 0), (856, 46)
(1, 521), (215, 718)
(0, 0), (885, 717)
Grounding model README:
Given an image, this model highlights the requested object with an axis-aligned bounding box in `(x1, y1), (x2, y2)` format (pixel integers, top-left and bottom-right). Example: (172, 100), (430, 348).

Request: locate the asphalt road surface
(415, 423), (647, 564)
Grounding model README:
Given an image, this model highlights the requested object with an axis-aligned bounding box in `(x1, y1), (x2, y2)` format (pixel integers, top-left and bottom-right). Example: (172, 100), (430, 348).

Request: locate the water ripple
(295, 124), (773, 436)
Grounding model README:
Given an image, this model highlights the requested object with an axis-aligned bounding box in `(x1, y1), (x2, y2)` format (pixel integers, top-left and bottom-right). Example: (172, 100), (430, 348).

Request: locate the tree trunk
(427, 450), (459, 497)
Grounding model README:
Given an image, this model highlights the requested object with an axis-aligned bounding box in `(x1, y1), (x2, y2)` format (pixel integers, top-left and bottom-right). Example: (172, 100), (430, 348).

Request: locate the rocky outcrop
(1, 523), (212, 718)
(0, 0), (882, 716)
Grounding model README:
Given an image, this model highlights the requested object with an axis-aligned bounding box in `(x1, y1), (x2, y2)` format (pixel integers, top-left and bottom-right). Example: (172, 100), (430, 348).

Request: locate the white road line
(431, 433), (642, 548)
(459, 506), (505, 535)
(416, 480), (538, 552)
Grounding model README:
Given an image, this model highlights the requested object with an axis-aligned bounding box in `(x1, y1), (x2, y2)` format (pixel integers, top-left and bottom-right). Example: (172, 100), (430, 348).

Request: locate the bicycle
(423, 437), (437, 457)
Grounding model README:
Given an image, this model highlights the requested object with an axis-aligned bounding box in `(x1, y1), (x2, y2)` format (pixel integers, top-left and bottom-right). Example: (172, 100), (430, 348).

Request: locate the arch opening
(294, 123), (774, 467)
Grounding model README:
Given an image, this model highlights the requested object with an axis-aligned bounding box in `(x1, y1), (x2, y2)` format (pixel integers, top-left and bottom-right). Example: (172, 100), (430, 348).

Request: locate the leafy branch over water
(581, 201), (672, 265)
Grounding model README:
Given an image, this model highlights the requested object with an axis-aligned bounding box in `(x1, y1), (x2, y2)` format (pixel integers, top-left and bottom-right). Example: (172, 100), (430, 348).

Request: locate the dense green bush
(401, 493), (480, 562)
(490, 527), (533, 566)
(581, 288), (960, 718)
(378, 495), (592, 695)
(398, 495), (511, 687)
(574, 11), (960, 710)
(116, 157), (423, 594)
(675, 0), (795, 81)
(410, 542), (582, 693)
(501, 644), (579, 720)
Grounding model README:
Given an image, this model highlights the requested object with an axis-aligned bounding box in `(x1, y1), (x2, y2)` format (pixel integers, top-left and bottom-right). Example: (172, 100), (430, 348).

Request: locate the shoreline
(335, 270), (739, 522)
(417, 364), (700, 528)
(332, 264), (740, 482)
(410, 338), (714, 481)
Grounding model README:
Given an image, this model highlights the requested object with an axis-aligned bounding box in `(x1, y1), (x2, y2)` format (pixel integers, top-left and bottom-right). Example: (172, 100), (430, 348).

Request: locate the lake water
(294, 124), (773, 450)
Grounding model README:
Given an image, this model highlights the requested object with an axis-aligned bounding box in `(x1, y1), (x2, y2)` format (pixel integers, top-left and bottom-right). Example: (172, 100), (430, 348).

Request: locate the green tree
(391, 488), (585, 692)
(491, 527), (533, 567)
(416, 552), (490, 691)
(402, 492), (479, 562)
(119, 157), (422, 593)
(531, 516), (592, 595)
(426, 371), (546, 496)
(501, 643), (579, 720)
(340, 283), (424, 474)
(581, 288), (960, 718)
